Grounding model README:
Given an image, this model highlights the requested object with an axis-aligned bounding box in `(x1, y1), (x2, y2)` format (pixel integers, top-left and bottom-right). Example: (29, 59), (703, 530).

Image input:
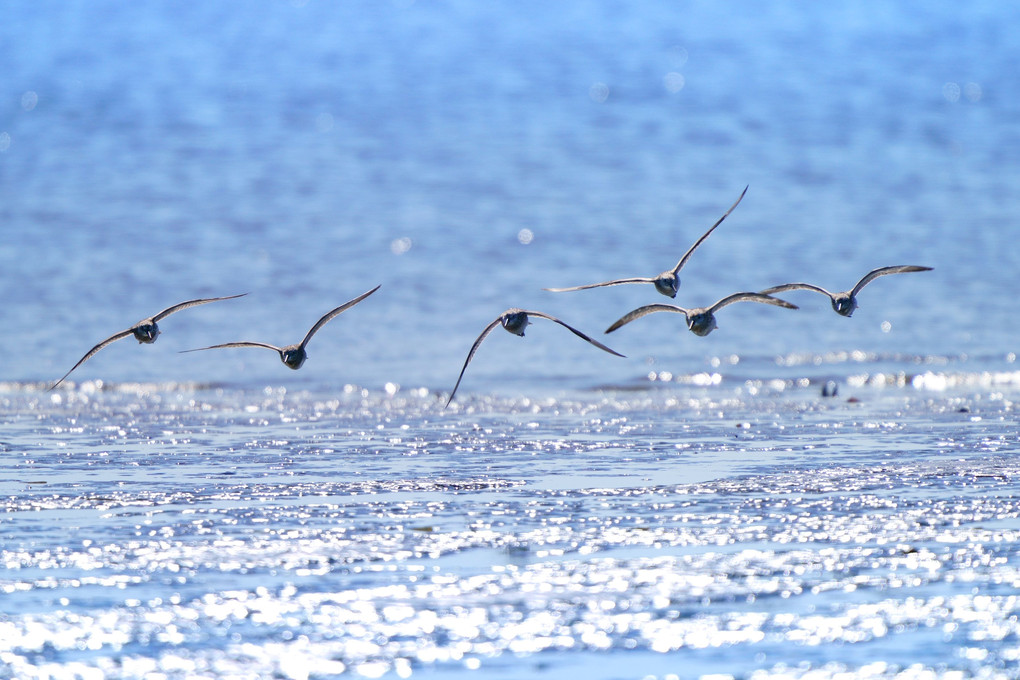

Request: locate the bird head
(134, 322), (160, 344)
(653, 272), (680, 298)
(281, 347), (307, 370)
(687, 311), (717, 337)
(832, 295), (857, 317)
(501, 311), (530, 337)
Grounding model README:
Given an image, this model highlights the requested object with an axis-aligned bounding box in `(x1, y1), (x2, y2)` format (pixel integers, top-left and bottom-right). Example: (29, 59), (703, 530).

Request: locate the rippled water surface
(2, 0), (1019, 677)
(3, 372), (1019, 679)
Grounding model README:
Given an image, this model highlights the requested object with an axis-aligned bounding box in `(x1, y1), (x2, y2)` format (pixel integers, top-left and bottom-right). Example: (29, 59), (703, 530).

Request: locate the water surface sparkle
(1, 380), (1019, 678)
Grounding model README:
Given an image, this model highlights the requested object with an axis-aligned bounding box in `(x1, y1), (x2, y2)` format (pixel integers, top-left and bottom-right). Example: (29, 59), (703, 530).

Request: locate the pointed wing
(850, 265), (932, 298)
(671, 185), (748, 275)
(543, 277), (657, 293)
(527, 311), (625, 357)
(605, 303), (690, 333)
(760, 282), (834, 300)
(151, 293), (248, 322)
(179, 341), (283, 354)
(49, 328), (135, 390)
(708, 292), (798, 314)
(445, 317), (504, 407)
(299, 284), (381, 349)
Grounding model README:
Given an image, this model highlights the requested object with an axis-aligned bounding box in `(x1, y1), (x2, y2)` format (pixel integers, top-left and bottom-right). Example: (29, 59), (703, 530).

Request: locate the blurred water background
(1, 1), (1019, 678)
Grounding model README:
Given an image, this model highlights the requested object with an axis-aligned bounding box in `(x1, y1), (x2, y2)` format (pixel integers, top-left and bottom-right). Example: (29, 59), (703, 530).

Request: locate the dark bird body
(50, 293), (247, 390)
(761, 266), (932, 317)
(447, 308), (624, 406)
(181, 285), (380, 369)
(544, 186), (748, 298)
(606, 292), (797, 337)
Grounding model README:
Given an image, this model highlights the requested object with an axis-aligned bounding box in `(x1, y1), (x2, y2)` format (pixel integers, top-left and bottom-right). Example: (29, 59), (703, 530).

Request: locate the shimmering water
(3, 379), (1020, 678)
(2, 1), (1019, 678)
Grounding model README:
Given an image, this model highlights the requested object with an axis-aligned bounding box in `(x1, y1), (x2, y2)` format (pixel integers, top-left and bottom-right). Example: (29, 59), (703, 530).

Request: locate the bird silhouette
(544, 186), (748, 298)
(446, 308), (624, 406)
(181, 285), (380, 369)
(606, 292), (797, 337)
(50, 293), (247, 390)
(760, 265), (932, 317)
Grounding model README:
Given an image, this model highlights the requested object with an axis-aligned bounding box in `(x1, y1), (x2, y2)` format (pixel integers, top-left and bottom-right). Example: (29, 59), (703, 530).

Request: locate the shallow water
(3, 369), (1020, 679)
(2, 1), (1019, 678)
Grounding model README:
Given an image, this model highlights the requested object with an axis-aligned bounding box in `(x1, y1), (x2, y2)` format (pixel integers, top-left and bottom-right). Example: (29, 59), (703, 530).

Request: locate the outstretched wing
(850, 265), (932, 299)
(670, 185), (748, 275)
(445, 317), (504, 407)
(179, 341), (283, 354)
(760, 282), (834, 300)
(300, 284), (381, 349)
(543, 277), (657, 293)
(708, 292), (798, 314)
(152, 293), (248, 322)
(527, 311), (625, 357)
(605, 303), (690, 334)
(49, 328), (135, 390)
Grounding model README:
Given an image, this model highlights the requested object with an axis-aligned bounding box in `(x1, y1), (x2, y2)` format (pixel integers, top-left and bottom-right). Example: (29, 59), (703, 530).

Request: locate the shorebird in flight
(606, 292), (797, 337)
(50, 293), (247, 390)
(760, 265), (932, 317)
(181, 285), (380, 369)
(544, 185), (748, 299)
(446, 308), (624, 406)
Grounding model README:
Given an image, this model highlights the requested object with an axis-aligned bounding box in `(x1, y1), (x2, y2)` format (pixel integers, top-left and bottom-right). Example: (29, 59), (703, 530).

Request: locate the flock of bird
(50, 187), (931, 404)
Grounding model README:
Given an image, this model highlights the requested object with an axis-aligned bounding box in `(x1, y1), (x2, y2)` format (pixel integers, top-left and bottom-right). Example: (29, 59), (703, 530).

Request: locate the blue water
(2, 1), (1019, 678)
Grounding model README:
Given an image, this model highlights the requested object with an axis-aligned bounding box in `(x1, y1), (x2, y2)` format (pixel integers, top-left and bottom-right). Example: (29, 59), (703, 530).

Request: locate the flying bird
(606, 292), (797, 337)
(181, 285), (380, 369)
(446, 308), (624, 407)
(50, 293), (247, 390)
(544, 185), (748, 298)
(760, 265), (932, 317)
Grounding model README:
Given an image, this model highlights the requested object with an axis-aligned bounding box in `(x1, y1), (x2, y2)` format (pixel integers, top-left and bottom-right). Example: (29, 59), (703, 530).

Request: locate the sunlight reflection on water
(2, 377), (1020, 678)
